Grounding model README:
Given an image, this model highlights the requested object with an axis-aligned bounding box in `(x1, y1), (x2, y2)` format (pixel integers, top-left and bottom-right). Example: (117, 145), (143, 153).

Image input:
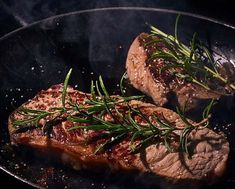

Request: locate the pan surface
(1, 7), (235, 189)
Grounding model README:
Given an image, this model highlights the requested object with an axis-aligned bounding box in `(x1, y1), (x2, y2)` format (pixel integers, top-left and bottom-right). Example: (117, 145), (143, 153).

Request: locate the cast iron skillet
(1, 7), (235, 189)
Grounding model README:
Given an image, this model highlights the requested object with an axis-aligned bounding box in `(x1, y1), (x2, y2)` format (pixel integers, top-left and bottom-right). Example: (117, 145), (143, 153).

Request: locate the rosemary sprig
(67, 78), (214, 155)
(148, 15), (235, 92)
(12, 69), (214, 155)
(13, 108), (51, 128)
(202, 99), (216, 127)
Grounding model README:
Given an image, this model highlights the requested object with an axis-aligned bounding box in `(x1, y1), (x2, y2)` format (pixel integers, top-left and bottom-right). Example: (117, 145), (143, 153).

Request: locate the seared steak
(126, 33), (222, 111)
(8, 84), (229, 188)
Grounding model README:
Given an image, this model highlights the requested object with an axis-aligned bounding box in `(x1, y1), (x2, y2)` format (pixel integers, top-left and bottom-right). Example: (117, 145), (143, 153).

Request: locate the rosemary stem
(204, 66), (235, 90)
(191, 78), (210, 90)
(229, 84), (235, 90)
(142, 130), (155, 137)
(204, 66), (227, 83)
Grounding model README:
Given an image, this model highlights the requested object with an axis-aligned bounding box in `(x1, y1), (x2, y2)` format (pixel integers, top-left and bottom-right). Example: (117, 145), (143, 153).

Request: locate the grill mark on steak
(8, 84), (229, 188)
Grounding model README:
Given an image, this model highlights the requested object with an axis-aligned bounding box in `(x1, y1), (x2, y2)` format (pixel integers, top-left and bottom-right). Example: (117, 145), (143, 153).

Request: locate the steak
(126, 33), (222, 112)
(8, 84), (229, 189)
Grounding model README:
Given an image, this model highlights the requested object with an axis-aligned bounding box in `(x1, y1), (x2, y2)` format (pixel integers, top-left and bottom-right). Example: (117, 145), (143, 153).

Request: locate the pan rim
(0, 166), (43, 189)
(0, 6), (235, 42)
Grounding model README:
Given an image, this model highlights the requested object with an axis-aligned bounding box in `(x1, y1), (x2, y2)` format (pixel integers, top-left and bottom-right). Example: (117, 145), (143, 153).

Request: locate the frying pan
(1, 7), (235, 189)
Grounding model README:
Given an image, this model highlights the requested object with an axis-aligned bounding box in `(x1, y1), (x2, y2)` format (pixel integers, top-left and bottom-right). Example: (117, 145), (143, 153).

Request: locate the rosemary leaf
(19, 107), (49, 114)
(202, 99), (216, 127)
(67, 115), (90, 123)
(62, 68), (73, 107)
(174, 14), (180, 44)
(130, 131), (141, 151)
(94, 133), (127, 154)
(127, 111), (142, 131)
(176, 106), (193, 127)
(95, 80), (102, 97)
(99, 76), (110, 98)
(90, 80), (96, 100)
(163, 132), (173, 152)
(131, 135), (154, 154)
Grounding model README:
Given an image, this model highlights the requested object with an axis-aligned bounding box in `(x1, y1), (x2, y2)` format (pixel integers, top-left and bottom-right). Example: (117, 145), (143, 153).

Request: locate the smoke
(0, 0), (182, 27)
(1, 0), (56, 24)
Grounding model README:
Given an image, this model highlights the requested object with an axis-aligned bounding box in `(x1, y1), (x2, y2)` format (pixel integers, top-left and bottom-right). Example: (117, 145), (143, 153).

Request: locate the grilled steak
(126, 33), (222, 112)
(8, 84), (229, 188)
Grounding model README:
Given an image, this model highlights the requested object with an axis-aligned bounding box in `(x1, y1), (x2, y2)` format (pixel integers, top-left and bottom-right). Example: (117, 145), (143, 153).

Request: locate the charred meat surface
(126, 33), (234, 112)
(8, 84), (229, 188)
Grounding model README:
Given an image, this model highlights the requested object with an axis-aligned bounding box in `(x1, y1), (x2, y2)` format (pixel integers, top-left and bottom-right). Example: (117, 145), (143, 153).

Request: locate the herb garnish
(147, 15), (235, 92)
(12, 69), (214, 155)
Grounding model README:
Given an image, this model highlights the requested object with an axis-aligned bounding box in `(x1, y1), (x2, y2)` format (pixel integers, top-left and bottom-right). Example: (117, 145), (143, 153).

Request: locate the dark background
(0, 0), (235, 188)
